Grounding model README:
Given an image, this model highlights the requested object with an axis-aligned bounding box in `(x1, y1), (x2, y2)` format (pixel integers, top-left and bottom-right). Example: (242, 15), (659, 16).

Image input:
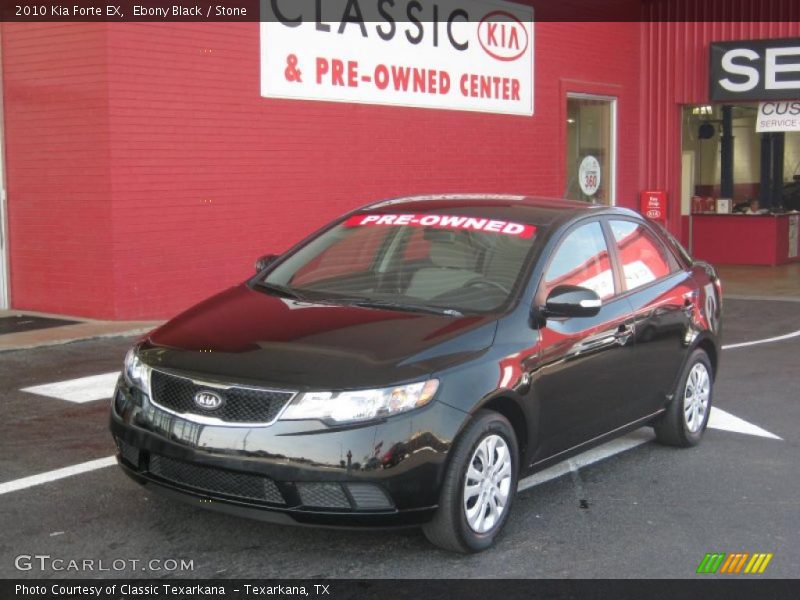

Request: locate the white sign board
(578, 155), (601, 196)
(789, 215), (799, 259)
(260, 0), (534, 115)
(756, 102), (800, 132)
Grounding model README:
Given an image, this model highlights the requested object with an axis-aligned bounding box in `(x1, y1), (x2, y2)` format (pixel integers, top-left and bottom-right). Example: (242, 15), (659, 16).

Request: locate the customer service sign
(260, 0), (534, 115)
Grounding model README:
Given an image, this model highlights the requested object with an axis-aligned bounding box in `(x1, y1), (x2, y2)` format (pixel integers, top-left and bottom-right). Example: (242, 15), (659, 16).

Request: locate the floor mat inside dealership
(0, 315), (81, 335)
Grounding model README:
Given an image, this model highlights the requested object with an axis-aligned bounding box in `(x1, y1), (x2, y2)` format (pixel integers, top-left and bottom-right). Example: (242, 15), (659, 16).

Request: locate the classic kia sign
(710, 38), (800, 101)
(260, 0), (534, 115)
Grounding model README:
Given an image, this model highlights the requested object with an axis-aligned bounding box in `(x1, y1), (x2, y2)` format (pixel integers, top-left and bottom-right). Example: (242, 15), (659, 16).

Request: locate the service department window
(566, 94), (617, 205)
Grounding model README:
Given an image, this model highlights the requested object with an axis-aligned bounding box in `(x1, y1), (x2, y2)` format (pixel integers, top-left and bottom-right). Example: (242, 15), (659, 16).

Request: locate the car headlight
(124, 348), (151, 393)
(280, 379), (439, 424)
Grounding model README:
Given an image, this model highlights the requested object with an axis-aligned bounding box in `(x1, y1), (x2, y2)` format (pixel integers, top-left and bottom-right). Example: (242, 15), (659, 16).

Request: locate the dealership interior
(682, 104), (800, 211)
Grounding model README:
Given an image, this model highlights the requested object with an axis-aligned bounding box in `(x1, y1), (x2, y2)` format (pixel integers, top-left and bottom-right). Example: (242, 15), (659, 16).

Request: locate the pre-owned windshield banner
(260, 0), (534, 115)
(345, 213), (536, 237)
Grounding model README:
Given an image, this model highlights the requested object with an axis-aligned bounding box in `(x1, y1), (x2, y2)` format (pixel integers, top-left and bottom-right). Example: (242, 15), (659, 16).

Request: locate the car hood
(141, 284), (498, 390)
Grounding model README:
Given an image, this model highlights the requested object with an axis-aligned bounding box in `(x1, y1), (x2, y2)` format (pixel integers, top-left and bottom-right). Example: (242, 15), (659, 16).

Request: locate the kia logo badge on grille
(194, 390), (224, 411)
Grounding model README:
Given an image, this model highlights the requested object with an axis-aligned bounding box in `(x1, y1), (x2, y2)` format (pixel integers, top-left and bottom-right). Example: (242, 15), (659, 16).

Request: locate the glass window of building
(565, 95), (617, 205)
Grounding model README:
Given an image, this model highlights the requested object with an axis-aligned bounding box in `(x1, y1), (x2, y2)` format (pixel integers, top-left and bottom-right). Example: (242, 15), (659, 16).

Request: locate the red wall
(2, 24), (115, 318)
(3, 16), (642, 320)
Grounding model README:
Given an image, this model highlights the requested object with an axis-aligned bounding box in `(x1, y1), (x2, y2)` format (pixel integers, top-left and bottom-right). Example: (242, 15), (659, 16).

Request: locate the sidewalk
(0, 264), (796, 352)
(0, 309), (162, 352)
(716, 264), (800, 301)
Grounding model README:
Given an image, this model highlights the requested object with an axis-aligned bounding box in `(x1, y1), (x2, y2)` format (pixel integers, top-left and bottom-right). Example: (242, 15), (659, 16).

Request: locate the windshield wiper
(331, 297), (463, 317)
(253, 281), (312, 302)
(255, 285), (463, 316)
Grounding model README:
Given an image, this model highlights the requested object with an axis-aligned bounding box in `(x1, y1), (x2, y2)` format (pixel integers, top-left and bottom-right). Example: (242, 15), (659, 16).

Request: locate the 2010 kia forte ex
(110, 195), (722, 553)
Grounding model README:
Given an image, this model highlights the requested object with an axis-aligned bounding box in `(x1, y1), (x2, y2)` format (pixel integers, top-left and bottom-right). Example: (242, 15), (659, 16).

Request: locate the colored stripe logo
(697, 552), (773, 574)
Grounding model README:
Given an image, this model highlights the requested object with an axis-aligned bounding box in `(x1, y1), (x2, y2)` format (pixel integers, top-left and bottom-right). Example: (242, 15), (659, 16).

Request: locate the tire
(653, 349), (713, 447)
(422, 410), (519, 553)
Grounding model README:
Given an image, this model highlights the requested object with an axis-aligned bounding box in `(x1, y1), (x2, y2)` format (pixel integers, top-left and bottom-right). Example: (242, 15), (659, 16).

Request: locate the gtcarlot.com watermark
(14, 554), (194, 573)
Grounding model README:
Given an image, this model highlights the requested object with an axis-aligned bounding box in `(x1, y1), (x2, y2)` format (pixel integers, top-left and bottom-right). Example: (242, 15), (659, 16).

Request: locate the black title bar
(2, 0), (800, 22)
(3, 579), (800, 600)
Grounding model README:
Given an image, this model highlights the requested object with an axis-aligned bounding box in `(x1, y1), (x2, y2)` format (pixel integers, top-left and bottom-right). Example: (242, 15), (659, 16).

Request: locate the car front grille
(149, 370), (294, 424)
(148, 454), (285, 504)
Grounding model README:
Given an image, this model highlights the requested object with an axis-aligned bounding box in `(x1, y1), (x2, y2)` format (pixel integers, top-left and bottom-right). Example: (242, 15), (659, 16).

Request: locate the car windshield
(259, 212), (539, 313)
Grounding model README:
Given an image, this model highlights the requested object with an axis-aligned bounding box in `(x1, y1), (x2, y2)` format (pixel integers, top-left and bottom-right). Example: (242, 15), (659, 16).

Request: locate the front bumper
(109, 377), (467, 527)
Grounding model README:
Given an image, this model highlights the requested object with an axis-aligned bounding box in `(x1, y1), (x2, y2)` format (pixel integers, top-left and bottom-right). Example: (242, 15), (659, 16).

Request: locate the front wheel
(422, 410), (519, 553)
(654, 349), (713, 447)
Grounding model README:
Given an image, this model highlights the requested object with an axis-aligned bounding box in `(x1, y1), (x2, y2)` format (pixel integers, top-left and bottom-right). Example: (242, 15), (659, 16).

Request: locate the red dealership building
(0, 0), (798, 320)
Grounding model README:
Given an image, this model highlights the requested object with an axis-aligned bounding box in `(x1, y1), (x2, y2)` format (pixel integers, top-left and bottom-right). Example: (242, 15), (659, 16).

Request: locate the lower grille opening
(115, 437), (140, 468)
(148, 454), (285, 505)
(346, 483), (394, 510)
(295, 482), (395, 511)
(296, 482), (351, 509)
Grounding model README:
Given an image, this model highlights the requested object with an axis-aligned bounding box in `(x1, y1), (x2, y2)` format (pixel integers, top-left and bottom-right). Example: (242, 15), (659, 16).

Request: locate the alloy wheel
(684, 362), (711, 433)
(463, 434), (512, 534)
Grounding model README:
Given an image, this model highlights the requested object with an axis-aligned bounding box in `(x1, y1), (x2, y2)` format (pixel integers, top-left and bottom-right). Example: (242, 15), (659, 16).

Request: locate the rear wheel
(654, 349), (713, 447)
(423, 410), (518, 553)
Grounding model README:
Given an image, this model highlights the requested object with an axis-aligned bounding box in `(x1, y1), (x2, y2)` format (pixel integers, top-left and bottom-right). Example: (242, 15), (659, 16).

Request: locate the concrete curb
(0, 326), (160, 353)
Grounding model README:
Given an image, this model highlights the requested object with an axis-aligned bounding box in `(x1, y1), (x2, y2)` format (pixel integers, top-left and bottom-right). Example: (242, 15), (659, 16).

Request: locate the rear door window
(609, 220), (675, 292)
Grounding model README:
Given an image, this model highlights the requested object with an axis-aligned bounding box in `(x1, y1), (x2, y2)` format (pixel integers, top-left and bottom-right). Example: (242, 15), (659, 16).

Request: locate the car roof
(358, 194), (639, 228)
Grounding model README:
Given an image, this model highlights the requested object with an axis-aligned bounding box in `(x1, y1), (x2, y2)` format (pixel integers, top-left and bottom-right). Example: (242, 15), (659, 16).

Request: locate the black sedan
(110, 195), (722, 553)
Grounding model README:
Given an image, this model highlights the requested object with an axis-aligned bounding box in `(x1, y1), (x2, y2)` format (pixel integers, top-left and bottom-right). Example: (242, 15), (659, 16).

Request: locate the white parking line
(21, 372), (120, 403)
(15, 325), (798, 404)
(0, 456), (116, 496)
(0, 405), (782, 497)
(707, 407), (782, 440)
(518, 428), (655, 492)
(6, 434), (656, 498)
(721, 329), (800, 351)
(7, 325), (790, 498)
(517, 406), (783, 491)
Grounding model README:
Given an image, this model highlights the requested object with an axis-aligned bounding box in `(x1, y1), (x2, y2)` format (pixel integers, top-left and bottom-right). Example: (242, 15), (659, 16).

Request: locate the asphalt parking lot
(1, 297), (798, 579)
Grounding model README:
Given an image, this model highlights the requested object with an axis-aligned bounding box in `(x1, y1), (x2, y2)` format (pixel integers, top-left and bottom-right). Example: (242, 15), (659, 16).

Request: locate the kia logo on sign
(194, 391), (224, 411)
(478, 11), (529, 62)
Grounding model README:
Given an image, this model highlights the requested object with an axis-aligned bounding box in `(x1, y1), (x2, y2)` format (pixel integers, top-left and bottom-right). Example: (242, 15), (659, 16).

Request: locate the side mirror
(542, 285), (602, 318)
(254, 254), (279, 273)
